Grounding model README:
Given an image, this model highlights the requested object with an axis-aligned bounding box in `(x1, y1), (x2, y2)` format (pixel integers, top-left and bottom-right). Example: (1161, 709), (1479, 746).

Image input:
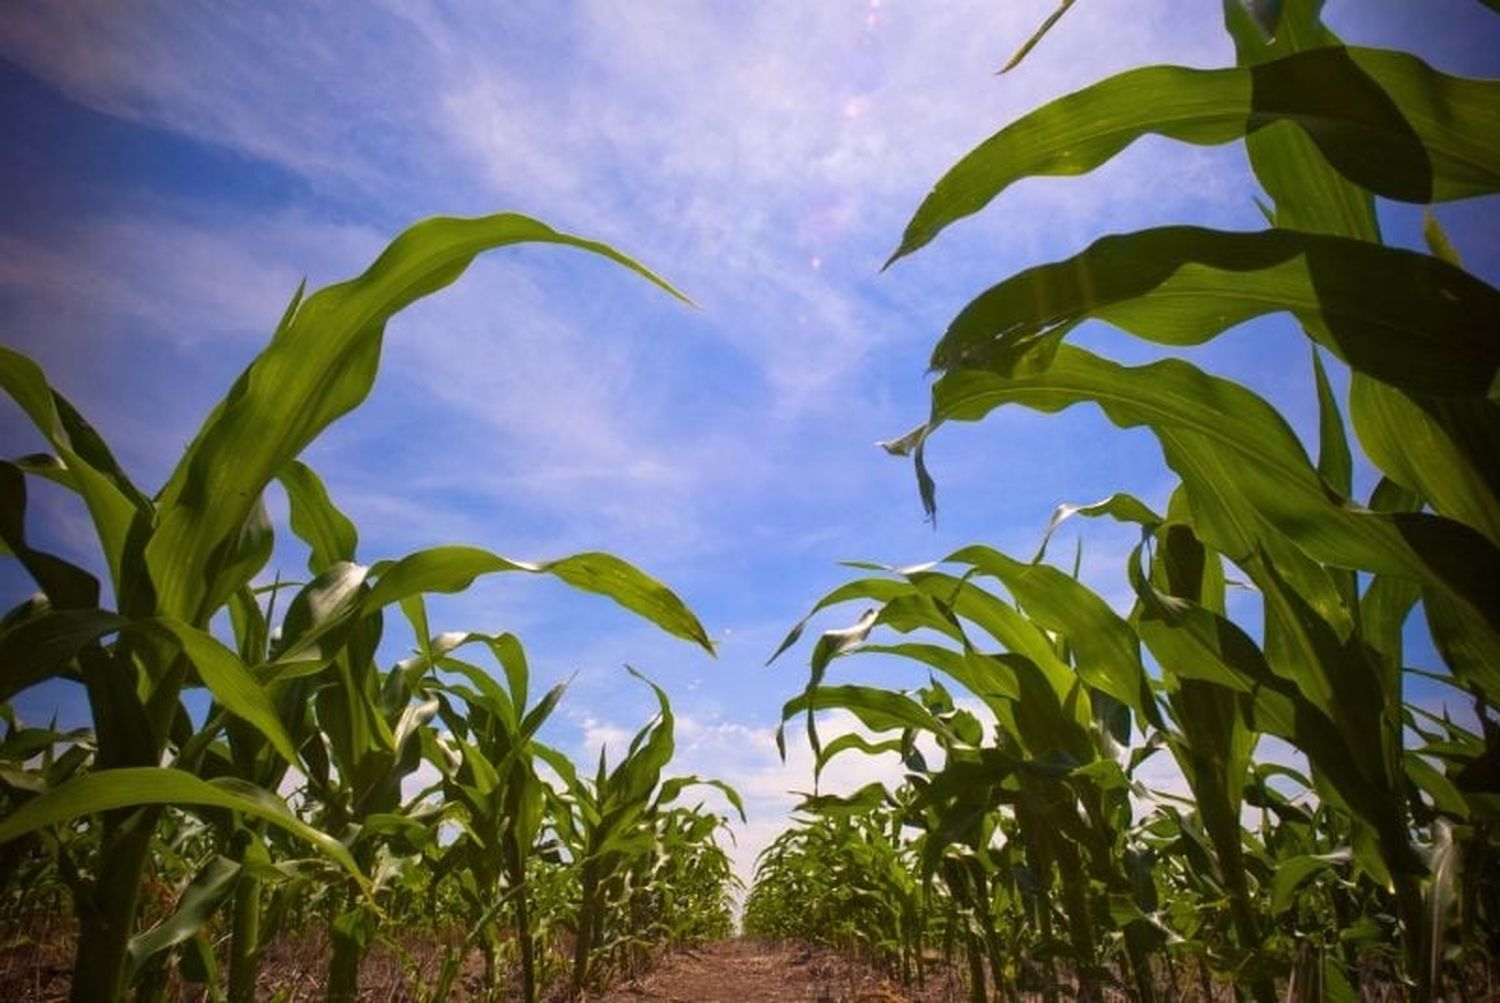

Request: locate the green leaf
(813, 733), (906, 780)
(141, 618), (301, 766)
(794, 781), (890, 817)
(1224, 0), (1379, 243)
(1270, 851), (1350, 914)
(1311, 349), (1352, 497)
(781, 684), (944, 738)
(1349, 381), (1500, 546)
(945, 544), (1159, 727)
(1422, 210), (1464, 267)
(927, 226), (1500, 401)
(126, 855), (241, 977)
(362, 546), (712, 653)
(0, 349), (148, 594)
(1034, 492), (1161, 562)
(656, 775), (747, 822)
(610, 667), (676, 809)
(279, 460), (359, 574)
(0, 605), (125, 702)
(0, 769), (366, 888)
(997, 0), (1077, 74)
(146, 213), (688, 624)
(855, 643), (1019, 704)
(0, 461), (101, 609)
(891, 45), (1500, 263)
(921, 345), (1500, 633)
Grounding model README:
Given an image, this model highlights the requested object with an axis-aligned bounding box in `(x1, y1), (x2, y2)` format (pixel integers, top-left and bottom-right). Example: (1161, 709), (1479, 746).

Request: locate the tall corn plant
(0, 212), (715, 1000)
(877, 0), (1498, 993)
(771, 0), (1499, 997)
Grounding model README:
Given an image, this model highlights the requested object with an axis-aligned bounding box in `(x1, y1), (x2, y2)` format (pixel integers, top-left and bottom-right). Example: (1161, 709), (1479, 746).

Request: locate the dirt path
(585, 940), (963, 1003)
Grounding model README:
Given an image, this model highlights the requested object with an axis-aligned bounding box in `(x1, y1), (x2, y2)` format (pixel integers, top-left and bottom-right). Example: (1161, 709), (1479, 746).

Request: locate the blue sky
(2, 1), (1497, 881)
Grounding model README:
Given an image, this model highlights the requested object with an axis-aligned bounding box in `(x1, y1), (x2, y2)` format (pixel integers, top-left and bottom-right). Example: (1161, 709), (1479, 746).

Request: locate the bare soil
(584, 940), (965, 1003)
(1, 926), (961, 1002)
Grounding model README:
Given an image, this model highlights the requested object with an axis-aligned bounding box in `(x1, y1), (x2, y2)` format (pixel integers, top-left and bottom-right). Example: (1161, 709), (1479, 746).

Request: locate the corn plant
(767, 0), (1499, 998)
(420, 627), (568, 1003)
(0, 212), (719, 1001)
(543, 668), (744, 994)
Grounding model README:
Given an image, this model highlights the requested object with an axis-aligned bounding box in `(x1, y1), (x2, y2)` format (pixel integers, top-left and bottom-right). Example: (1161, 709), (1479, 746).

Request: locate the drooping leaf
(279, 460), (359, 574)
(0, 349), (148, 593)
(0, 769), (366, 889)
(919, 345), (1500, 633)
(781, 684), (945, 739)
(944, 544), (1159, 726)
(1034, 491), (1161, 562)
(140, 618), (302, 766)
(361, 546), (712, 653)
(0, 605), (125, 702)
(147, 214), (688, 624)
(656, 775), (747, 822)
(891, 45), (1500, 263)
(927, 226), (1500, 401)
(0, 461), (101, 609)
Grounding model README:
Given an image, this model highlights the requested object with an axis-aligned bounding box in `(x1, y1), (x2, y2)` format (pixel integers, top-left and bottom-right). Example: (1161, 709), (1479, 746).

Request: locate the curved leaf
(362, 546), (712, 653)
(944, 543), (1159, 727)
(921, 345), (1500, 634)
(892, 45), (1500, 262)
(1034, 491), (1161, 562)
(141, 618), (301, 767)
(279, 460), (359, 574)
(781, 684), (944, 739)
(656, 775), (747, 822)
(0, 605), (125, 702)
(928, 226), (1500, 400)
(0, 768), (366, 890)
(146, 213), (688, 624)
(1271, 851), (1352, 914)
(0, 350), (147, 594)
(0, 460), (101, 610)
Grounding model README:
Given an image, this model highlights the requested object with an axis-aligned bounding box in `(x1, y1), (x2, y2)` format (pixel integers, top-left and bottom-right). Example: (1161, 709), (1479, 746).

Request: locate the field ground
(584, 940), (963, 1002)
(1, 922), (962, 1001)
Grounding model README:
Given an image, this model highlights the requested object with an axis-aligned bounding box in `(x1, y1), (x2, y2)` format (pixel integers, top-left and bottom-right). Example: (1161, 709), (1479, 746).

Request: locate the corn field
(751, 2), (1499, 1001)
(3, 1), (1498, 1001)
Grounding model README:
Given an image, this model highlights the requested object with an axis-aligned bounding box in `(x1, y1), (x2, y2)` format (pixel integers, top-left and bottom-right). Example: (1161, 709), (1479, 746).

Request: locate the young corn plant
(544, 668), (744, 995)
(0, 212), (717, 1000)
(421, 627), (568, 1003)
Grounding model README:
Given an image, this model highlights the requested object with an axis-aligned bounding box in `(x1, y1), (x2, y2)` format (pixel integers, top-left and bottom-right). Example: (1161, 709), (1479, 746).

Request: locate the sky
(2, 1), (1498, 887)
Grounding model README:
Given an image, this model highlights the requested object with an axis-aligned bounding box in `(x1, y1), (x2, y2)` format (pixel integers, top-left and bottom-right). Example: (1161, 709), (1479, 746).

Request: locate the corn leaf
(928, 226), (1500, 401)
(361, 546), (712, 652)
(147, 214), (688, 625)
(0, 606), (126, 702)
(923, 345), (1500, 633)
(891, 45), (1500, 263)
(0, 769), (366, 888)
(944, 544), (1160, 727)
(279, 460), (359, 574)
